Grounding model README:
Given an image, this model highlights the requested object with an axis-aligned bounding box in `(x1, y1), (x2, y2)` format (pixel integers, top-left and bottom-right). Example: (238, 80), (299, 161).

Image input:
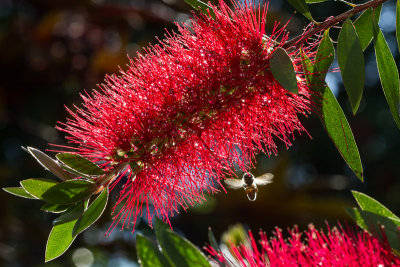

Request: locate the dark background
(1, 0), (399, 266)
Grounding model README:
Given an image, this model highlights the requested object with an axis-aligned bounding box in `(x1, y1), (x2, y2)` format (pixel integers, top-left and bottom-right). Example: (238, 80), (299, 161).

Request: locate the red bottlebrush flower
(206, 224), (400, 267)
(57, 0), (319, 232)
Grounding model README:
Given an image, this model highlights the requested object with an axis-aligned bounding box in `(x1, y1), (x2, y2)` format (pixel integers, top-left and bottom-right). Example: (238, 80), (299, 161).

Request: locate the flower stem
(283, 0), (389, 49)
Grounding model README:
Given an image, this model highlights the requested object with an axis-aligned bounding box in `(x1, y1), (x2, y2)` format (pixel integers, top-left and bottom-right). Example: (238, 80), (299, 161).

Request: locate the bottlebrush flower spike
(206, 224), (400, 266)
(57, 0), (319, 232)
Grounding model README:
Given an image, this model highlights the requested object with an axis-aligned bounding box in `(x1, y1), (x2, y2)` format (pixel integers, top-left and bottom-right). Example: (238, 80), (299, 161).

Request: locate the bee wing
(254, 173), (274, 186)
(224, 179), (243, 189)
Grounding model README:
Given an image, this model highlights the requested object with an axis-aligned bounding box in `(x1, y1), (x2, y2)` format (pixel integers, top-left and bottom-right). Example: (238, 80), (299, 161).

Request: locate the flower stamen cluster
(57, 0), (319, 232)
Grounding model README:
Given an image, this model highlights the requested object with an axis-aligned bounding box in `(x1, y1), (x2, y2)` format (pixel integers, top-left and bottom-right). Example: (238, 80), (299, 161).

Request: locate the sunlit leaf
(354, 5), (382, 51)
(53, 202), (85, 225)
(56, 153), (104, 176)
(338, 18), (365, 114)
(3, 187), (36, 199)
(41, 203), (71, 213)
(45, 219), (78, 262)
(303, 31), (363, 180)
(270, 47), (298, 94)
(27, 147), (71, 181)
(352, 191), (400, 220)
(136, 234), (172, 267)
(155, 218), (210, 267)
(20, 178), (59, 200)
(287, 0), (314, 21)
(345, 208), (400, 252)
(372, 11), (400, 129)
(72, 188), (108, 236)
(42, 180), (95, 204)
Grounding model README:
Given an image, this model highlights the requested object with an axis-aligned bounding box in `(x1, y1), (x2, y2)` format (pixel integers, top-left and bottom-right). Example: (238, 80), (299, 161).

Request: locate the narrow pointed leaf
(155, 218), (210, 267)
(20, 178), (59, 200)
(352, 191), (400, 220)
(27, 147), (71, 181)
(184, 0), (214, 17)
(354, 6), (382, 51)
(270, 47), (298, 94)
(42, 180), (95, 204)
(372, 12), (400, 129)
(345, 208), (400, 252)
(338, 18), (365, 114)
(312, 30), (334, 82)
(56, 153), (104, 176)
(53, 202), (85, 225)
(305, 0), (327, 3)
(287, 0), (314, 21)
(136, 234), (172, 267)
(303, 31), (363, 180)
(3, 187), (36, 199)
(72, 188), (108, 236)
(397, 0), (400, 54)
(41, 203), (71, 213)
(45, 219), (78, 262)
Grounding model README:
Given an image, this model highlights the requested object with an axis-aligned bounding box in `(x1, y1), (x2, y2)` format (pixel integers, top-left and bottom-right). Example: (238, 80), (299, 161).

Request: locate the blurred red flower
(57, 0), (318, 232)
(206, 224), (400, 266)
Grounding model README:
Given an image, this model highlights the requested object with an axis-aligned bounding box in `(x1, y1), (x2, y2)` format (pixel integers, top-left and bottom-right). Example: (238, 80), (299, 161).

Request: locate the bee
(224, 172), (274, 201)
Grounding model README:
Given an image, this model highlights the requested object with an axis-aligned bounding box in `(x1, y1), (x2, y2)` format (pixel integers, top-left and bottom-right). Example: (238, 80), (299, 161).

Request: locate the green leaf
(53, 202), (85, 225)
(155, 218), (210, 267)
(354, 5), (382, 51)
(20, 178), (59, 200)
(72, 188), (108, 236)
(27, 147), (71, 181)
(303, 31), (363, 181)
(372, 11), (400, 129)
(3, 187), (36, 199)
(305, 0), (327, 3)
(45, 219), (78, 262)
(338, 18), (365, 114)
(287, 0), (314, 21)
(208, 227), (219, 251)
(345, 208), (400, 252)
(41, 203), (71, 213)
(397, 0), (400, 54)
(184, 0), (214, 17)
(312, 30), (334, 82)
(270, 47), (298, 94)
(56, 153), (104, 176)
(136, 234), (172, 267)
(352, 191), (400, 220)
(42, 180), (95, 205)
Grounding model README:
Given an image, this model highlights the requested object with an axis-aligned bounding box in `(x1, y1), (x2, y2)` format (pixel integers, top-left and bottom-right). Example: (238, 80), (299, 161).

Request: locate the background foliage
(1, 0), (400, 266)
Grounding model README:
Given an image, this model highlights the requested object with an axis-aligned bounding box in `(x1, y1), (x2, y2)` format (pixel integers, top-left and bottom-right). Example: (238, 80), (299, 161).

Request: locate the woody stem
(283, 0), (390, 49)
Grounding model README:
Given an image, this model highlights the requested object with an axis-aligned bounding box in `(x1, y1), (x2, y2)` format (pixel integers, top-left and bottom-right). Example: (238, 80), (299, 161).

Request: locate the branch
(283, 0), (390, 49)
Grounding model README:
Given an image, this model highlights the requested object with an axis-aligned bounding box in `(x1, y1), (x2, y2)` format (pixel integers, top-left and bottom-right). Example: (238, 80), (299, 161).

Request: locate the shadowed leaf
(270, 47), (298, 94)
(303, 31), (363, 181)
(73, 188), (108, 236)
(56, 153), (104, 176)
(27, 147), (71, 181)
(287, 0), (314, 21)
(136, 234), (173, 267)
(338, 18), (365, 114)
(372, 10), (400, 129)
(155, 218), (210, 267)
(42, 180), (95, 204)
